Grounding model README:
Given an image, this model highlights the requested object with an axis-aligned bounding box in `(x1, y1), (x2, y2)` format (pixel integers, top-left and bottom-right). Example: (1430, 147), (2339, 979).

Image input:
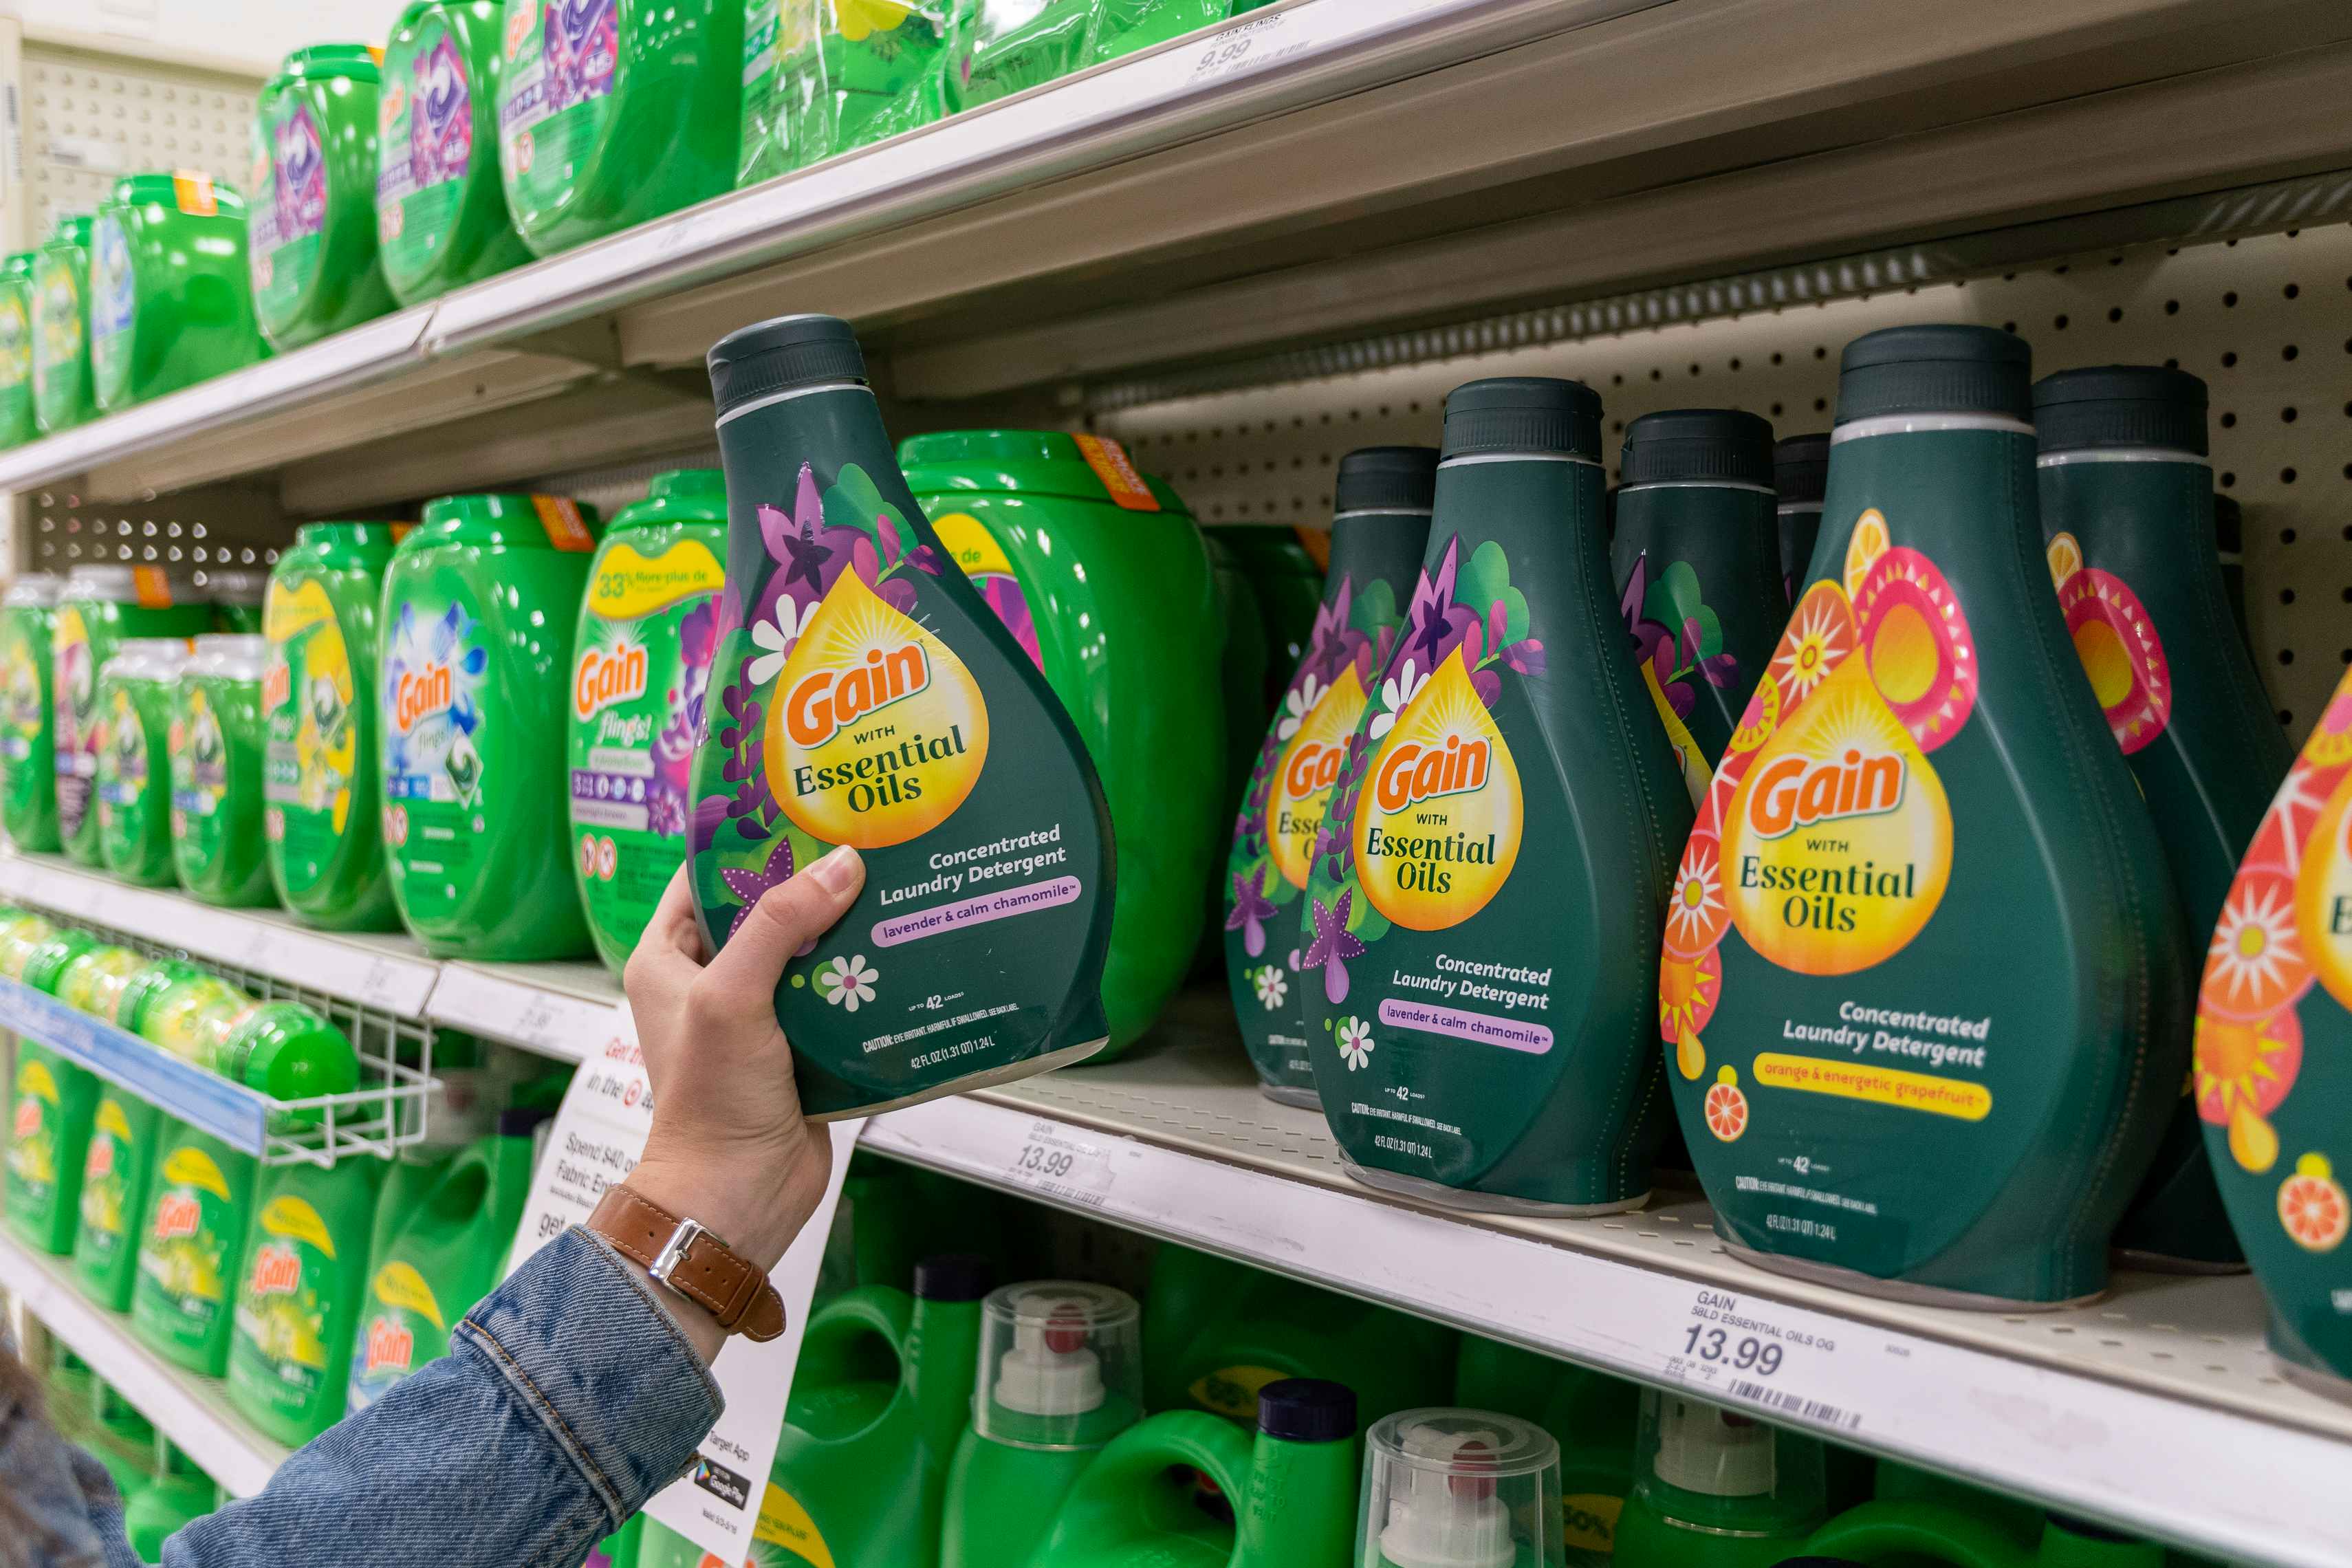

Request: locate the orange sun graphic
(1769, 587), (1855, 706)
(2194, 1004), (2301, 1173)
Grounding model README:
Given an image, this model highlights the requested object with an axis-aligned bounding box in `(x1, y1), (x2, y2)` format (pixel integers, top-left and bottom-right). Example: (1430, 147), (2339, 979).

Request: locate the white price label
(1659, 1288), (1864, 1432)
(1186, 12), (1305, 85)
(357, 956), (405, 1010)
(1003, 1120), (1118, 1208)
(512, 994), (561, 1047)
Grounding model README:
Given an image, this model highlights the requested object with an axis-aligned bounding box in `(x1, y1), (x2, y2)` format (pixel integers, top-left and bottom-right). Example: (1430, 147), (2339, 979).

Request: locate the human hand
(622, 848), (863, 1309)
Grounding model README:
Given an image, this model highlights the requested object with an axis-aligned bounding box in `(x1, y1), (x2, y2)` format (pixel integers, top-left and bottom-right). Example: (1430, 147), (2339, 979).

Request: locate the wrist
(627, 1132), (829, 1277)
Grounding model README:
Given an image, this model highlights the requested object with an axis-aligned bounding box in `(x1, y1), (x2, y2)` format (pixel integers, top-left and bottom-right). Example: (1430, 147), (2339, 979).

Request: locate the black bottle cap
(1835, 325), (2032, 425)
(1618, 409), (1775, 488)
(1256, 1378), (1357, 1444)
(1335, 446), (1440, 514)
(2032, 364), (2208, 456)
(913, 1254), (994, 1303)
(1441, 378), (1602, 462)
(708, 315), (869, 420)
(2213, 492), (2242, 553)
(1774, 433), (1831, 508)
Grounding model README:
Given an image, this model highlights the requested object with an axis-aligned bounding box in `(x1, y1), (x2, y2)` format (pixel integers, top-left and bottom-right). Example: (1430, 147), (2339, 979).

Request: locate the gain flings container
(379, 1), (534, 305)
(97, 638), (193, 888)
(89, 173), (263, 413)
(1305, 380), (1692, 1215)
(741, 0), (949, 184)
(1664, 326), (2187, 1309)
(0, 251), (35, 448)
(902, 428), (1224, 1056)
(383, 493), (600, 959)
(497, 0), (745, 258)
(569, 470), (728, 972)
(32, 215), (97, 435)
(267, 523), (400, 931)
(54, 566), (210, 867)
(250, 47), (398, 351)
(1225, 448), (1433, 1107)
(1, 574), (64, 851)
(171, 633), (277, 907)
(691, 315), (1115, 1119)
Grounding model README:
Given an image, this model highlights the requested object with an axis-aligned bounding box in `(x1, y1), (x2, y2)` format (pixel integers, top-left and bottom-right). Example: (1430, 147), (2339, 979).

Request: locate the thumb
(699, 845), (867, 1007)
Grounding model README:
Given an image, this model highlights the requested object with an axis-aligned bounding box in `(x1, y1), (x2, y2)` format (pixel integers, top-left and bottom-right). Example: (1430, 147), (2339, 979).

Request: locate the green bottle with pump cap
(1611, 410), (1788, 807)
(1612, 1392), (1825, 1568)
(172, 633), (277, 906)
(97, 639), (192, 888)
(250, 46), (397, 350)
(32, 214), (96, 433)
(1226, 449), (1433, 1107)
(89, 171), (262, 411)
(2034, 366), (2289, 1272)
(1306, 378), (1691, 1215)
(1, 574), (63, 850)
(1359, 1406), (1565, 1568)
(0, 250), (34, 447)
(1774, 434), (1830, 607)
(1665, 326), (2186, 1308)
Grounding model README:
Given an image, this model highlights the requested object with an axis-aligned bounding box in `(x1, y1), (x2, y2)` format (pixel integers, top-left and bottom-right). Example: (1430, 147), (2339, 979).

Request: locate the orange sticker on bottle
(172, 171), (218, 217)
(1294, 525), (1331, 573)
(532, 495), (596, 552)
(131, 566), (174, 609)
(1072, 434), (1160, 512)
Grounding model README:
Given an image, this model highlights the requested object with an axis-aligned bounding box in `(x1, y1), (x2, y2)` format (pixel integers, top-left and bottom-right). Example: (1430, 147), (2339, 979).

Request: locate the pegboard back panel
(1098, 225), (2352, 734)
(21, 40), (258, 241)
(25, 479), (284, 584)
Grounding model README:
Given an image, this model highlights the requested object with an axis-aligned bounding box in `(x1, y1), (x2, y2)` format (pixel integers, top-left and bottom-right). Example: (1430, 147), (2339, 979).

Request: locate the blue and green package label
(348, 1259), (450, 1410)
(8, 1054), (67, 1210)
(380, 597), (488, 922)
(570, 537), (725, 955)
(76, 1097), (141, 1271)
(499, 0), (619, 213)
(251, 98), (329, 321)
(96, 684), (158, 842)
(32, 253), (83, 406)
(135, 1143), (240, 1338)
(0, 281), (31, 426)
(229, 1196), (341, 1419)
(377, 25), (475, 277)
(168, 684), (230, 861)
(265, 579), (363, 898)
(86, 214), (133, 409)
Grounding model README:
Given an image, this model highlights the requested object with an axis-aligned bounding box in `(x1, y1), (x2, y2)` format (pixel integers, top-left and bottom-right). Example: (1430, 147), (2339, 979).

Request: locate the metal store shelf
(428, 960), (629, 1064)
(0, 1232), (287, 1499)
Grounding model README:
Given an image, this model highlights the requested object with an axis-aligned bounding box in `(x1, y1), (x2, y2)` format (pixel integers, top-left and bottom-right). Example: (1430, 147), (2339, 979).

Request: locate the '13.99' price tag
(1004, 1120), (1118, 1208)
(1660, 1288), (1866, 1432)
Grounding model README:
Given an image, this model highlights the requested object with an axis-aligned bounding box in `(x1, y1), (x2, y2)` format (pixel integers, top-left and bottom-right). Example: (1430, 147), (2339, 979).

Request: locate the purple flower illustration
(1302, 890), (1369, 1004)
(1226, 869), (1278, 957)
(720, 839), (795, 939)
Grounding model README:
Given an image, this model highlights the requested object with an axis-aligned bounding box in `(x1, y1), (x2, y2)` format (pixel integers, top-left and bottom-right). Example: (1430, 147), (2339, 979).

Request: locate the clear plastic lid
(1360, 1408), (1562, 1568)
(971, 1281), (1143, 1452)
(3, 573), (61, 607)
(103, 637), (192, 681)
(1632, 1389), (1826, 1536)
(189, 632), (269, 679)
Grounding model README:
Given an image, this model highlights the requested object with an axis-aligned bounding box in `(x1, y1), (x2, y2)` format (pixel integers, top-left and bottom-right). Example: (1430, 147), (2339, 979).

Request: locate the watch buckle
(648, 1218), (706, 1287)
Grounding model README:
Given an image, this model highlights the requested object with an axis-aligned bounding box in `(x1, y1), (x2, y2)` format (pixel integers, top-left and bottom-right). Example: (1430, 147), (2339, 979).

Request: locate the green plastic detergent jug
(7, 1038), (100, 1254)
(902, 429), (1223, 1055)
(349, 1114), (539, 1410)
(1225, 448), (1433, 1107)
(250, 47), (397, 351)
(836, 1150), (1015, 1292)
(366, 1029), (499, 1274)
(1208, 525), (1325, 708)
(1206, 536), (1270, 819)
(226, 1153), (387, 1444)
(764, 1254), (990, 1568)
(2210, 493), (2251, 654)
(2035, 367), (2290, 1274)
(45, 1347), (98, 1446)
(87, 1377), (157, 1499)
(215, 1000), (362, 1120)
(569, 468), (730, 972)
(17, 925), (98, 992)
(131, 1122), (259, 1375)
(1798, 1505), (2166, 1568)
(1306, 379), (1690, 1215)
(380, 2), (535, 305)
(266, 522), (401, 930)
(1358, 1407), (1564, 1568)
(204, 570), (270, 636)
(1774, 434), (1829, 606)
(1611, 411), (1787, 807)
(2190, 666), (2352, 1398)
(54, 942), (152, 1020)
(693, 316), (1115, 1118)
(943, 1281), (1146, 1568)
(945, 0), (1092, 113)
(499, 0), (746, 257)
(1664, 326), (2188, 1309)
(171, 634), (276, 907)
(1450, 1340), (1637, 1565)
(1142, 1243), (1455, 1428)
(383, 494), (599, 959)
(1, 574), (63, 851)
(124, 1444), (217, 1565)
(0, 251), (35, 447)
(1611, 1392), (1825, 1568)
(1869, 1460), (2044, 1550)
(741, 0), (947, 184)
(89, 173), (262, 413)
(587, 1514), (644, 1568)
(1017, 1378), (1357, 1568)
(76, 1085), (166, 1309)
(96, 638), (192, 888)
(32, 214), (96, 435)
(54, 567), (210, 867)
(140, 969), (254, 1070)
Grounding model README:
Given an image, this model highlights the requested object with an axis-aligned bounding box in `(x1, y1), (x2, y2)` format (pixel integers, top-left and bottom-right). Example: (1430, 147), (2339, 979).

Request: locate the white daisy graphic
(1368, 659), (1426, 740)
(1252, 965), (1289, 1010)
(1336, 1016), (1373, 1070)
(1275, 672), (1327, 741)
(816, 953), (879, 1012)
(747, 599), (821, 688)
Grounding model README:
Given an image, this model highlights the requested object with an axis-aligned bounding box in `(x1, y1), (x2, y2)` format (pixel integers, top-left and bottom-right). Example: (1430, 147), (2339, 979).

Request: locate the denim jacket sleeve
(0, 1226), (721, 1568)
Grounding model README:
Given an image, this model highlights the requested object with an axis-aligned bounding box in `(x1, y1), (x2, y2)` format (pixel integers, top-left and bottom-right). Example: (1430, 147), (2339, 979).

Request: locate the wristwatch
(586, 1185), (787, 1342)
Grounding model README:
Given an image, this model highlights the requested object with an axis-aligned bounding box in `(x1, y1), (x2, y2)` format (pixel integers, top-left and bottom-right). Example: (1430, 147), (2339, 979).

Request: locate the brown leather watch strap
(586, 1185), (787, 1343)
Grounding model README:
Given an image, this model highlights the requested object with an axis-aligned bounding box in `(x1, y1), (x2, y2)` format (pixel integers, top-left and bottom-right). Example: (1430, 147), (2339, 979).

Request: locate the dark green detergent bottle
(1452, 1339), (1640, 1566)
(569, 469), (729, 972)
(1360, 1407), (1564, 1568)
(1305, 379), (1690, 1215)
(380, 2), (536, 305)
(132, 1120), (259, 1375)
(250, 47), (396, 351)
(32, 214), (96, 435)
(1664, 326), (2186, 1308)
(1225, 449), (1432, 1107)
(1611, 411), (1788, 808)
(75, 1084), (164, 1309)
(2034, 367), (2290, 1273)
(1774, 433), (1830, 607)
(1209, 525), (1324, 707)
(767, 1254), (990, 1568)
(942, 1281), (1146, 1568)
(0, 250), (33, 448)
(266, 523), (400, 931)
(692, 316), (1114, 1119)
(1, 574), (63, 851)
(903, 429), (1223, 1056)
(1612, 1392), (1825, 1568)
(2210, 493), (2252, 655)
(1206, 536), (1270, 814)
(96, 639), (190, 889)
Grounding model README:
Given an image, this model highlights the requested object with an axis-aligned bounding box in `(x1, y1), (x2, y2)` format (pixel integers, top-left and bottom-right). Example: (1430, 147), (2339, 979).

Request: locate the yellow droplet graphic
(1269, 664), (1369, 891)
(1353, 650), (1522, 931)
(767, 569), (990, 849)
